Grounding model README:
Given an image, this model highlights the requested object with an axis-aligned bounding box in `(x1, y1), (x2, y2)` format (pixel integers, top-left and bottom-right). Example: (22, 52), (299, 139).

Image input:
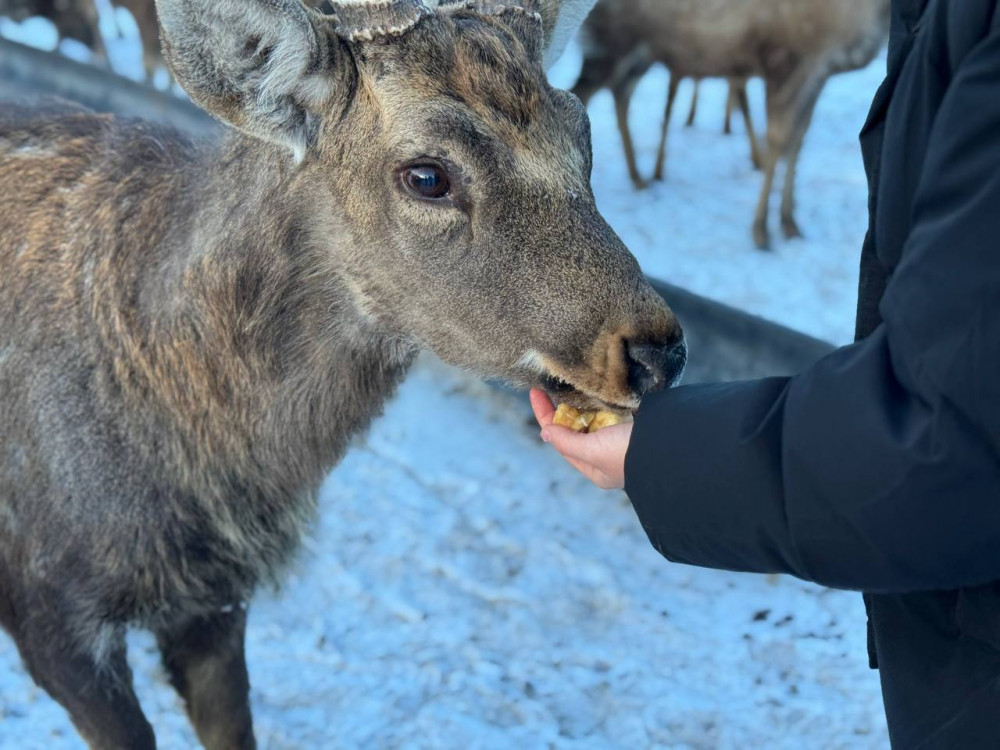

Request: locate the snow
(0, 15), (890, 750)
(0, 16), (58, 50)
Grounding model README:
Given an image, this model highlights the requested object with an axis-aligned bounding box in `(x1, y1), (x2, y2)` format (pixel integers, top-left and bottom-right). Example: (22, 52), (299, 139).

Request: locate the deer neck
(130, 134), (418, 497)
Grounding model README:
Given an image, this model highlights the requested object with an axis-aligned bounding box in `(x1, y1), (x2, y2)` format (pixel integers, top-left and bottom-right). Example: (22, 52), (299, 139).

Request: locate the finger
(530, 388), (556, 428)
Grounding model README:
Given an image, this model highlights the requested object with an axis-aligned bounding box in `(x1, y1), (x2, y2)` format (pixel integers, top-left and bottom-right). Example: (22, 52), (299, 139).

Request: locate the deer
(673, 76), (761, 168)
(0, 0), (688, 747)
(0, 0), (162, 80)
(0, 0), (107, 64)
(2, 0), (176, 83)
(571, 0), (891, 249)
(110, 0), (164, 81)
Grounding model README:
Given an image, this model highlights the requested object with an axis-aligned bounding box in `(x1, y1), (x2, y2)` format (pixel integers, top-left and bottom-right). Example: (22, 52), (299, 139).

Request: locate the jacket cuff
(623, 380), (808, 578)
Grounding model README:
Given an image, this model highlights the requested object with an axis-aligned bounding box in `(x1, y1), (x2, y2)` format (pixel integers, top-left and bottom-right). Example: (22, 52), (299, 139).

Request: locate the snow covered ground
(0, 13), (890, 750)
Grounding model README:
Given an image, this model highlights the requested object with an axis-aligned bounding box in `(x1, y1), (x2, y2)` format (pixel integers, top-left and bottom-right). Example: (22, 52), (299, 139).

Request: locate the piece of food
(552, 403), (630, 434)
(552, 403), (594, 432)
(588, 410), (626, 432)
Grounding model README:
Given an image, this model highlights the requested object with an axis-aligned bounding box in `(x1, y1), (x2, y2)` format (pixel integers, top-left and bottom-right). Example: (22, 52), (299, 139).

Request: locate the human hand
(529, 389), (632, 490)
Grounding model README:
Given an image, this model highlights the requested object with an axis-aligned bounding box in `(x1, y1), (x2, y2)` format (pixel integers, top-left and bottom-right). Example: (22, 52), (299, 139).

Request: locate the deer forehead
(366, 96), (587, 196)
(360, 57), (587, 190)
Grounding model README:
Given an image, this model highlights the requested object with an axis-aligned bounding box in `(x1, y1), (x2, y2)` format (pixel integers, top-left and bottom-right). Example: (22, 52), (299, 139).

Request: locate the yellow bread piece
(588, 410), (626, 432)
(552, 403), (629, 434)
(552, 403), (593, 432)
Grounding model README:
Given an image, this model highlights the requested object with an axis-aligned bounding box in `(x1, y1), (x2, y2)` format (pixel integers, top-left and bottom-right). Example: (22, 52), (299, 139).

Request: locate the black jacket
(624, 0), (1000, 746)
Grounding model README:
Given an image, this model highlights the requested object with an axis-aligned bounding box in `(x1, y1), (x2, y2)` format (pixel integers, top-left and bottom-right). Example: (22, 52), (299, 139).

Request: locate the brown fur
(0, 0), (684, 747)
(572, 0), (891, 248)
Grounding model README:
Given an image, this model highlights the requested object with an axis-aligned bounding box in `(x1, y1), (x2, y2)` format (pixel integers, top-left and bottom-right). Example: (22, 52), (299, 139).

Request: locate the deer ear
(155, 0), (346, 159)
(536, 0), (597, 68)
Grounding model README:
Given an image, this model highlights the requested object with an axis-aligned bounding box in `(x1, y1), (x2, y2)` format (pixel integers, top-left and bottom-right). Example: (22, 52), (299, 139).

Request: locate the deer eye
(401, 164), (450, 200)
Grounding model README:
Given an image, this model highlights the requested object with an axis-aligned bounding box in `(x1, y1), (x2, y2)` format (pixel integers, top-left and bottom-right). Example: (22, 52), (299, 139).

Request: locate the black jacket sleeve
(624, 26), (1000, 594)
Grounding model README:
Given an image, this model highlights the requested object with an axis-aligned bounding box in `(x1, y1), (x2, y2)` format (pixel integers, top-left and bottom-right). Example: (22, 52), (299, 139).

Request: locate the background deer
(0, 0), (163, 78)
(0, 0), (687, 746)
(0, 0), (107, 63)
(113, 0), (163, 80)
(571, 0), (891, 248)
(663, 75), (762, 170)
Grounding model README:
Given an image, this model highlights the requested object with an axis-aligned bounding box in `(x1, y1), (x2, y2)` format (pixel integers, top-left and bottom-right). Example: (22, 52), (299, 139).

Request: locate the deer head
(155, 0), (686, 412)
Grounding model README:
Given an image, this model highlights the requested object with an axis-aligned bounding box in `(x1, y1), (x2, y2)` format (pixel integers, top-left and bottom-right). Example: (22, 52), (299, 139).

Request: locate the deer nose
(625, 337), (688, 396)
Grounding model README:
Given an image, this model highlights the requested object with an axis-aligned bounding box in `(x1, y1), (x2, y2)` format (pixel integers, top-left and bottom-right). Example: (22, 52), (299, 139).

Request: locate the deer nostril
(625, 337), (688, 396)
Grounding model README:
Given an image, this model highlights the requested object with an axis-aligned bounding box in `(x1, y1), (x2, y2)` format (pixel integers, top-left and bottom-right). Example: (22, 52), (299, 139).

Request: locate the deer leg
(155, 607), (256, 750)
(87, 24), (110, 70)
(612, 75), (648, 189)
(753, 153), (779, 250)
(652, 73), (681, 182)
(685, 79), (699, 127)
(724, 80), (736, 135)
(143, 51), (159, 82)
(754, 71), (826, 248)
(90, 38), (110, 70)
(735, 82), (763, 170)
(15, 619), (156, 749)
(752, 78), (790, 250)
(79, 2), (111, 71)
(138, 24), (162, 82)
(780, 83), (824, 240)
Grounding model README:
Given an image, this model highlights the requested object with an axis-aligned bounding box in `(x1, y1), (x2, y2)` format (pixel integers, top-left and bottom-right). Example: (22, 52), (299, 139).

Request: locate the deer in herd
(572, 0), (892, 248)
(1, 0), (178, 82)
(113, 0), (164, 81)
(668, 76), (762, 168)
(0, 0), (165, 79)
(0, 0), (687, 746)
(0, 0), (107, 63)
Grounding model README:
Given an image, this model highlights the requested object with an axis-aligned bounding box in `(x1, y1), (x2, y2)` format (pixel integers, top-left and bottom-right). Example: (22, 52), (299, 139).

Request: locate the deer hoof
(781, 217), (803, 240)
(632, 177), (651, 190)
(753, 222), (771, 251)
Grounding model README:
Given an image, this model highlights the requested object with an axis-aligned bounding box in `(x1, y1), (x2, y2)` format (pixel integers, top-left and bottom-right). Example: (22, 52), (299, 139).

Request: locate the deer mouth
(518, 349), (637, 413)
(537, 371), (636, 415)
